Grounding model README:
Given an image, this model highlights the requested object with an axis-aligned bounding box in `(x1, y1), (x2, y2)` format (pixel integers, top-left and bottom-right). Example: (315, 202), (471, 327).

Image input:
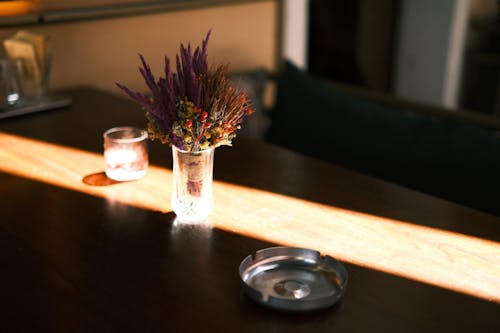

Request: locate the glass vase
(171, 145), (214, 223)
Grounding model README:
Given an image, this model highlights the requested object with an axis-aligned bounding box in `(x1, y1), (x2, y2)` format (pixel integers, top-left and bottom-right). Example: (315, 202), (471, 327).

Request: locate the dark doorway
(308, 0), (399, 93)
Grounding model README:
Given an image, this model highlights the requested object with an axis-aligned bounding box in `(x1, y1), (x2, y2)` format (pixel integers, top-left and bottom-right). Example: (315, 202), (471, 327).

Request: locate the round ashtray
(239, 247), (348, 311)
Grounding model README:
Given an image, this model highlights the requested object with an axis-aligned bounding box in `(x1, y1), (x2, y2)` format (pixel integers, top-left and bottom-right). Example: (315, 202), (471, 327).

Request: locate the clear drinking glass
(0, 59), (21, 108)
(103, 126), (148, 181)
(171, 145), (214, 223)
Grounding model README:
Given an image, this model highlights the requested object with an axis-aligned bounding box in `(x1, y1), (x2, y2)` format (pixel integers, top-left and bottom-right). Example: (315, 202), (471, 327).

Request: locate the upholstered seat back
(267, 62), (500, 216)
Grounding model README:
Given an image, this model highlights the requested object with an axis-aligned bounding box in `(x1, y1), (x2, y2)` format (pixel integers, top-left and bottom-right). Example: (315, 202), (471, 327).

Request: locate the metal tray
(0, 94), (71, 120)
(239, 247), (348, 311)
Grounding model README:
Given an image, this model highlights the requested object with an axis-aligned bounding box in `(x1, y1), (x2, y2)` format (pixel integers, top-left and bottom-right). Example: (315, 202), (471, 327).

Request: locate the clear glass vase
(171, 145), (214, 223)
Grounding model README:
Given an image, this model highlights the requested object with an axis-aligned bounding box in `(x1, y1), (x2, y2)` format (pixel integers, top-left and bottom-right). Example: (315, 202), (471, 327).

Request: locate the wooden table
(1, 88), (499, 332)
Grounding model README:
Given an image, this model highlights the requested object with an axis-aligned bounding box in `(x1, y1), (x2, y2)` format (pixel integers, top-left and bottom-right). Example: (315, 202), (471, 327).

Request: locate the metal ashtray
(239, 247), (348, 311)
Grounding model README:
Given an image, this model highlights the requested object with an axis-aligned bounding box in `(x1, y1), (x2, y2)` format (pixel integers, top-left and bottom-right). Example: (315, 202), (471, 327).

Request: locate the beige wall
(1, 1), (277, 95)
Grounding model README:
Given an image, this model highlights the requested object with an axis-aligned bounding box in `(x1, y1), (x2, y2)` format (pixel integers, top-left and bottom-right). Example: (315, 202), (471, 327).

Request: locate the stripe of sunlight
(1, 132), (499, 303)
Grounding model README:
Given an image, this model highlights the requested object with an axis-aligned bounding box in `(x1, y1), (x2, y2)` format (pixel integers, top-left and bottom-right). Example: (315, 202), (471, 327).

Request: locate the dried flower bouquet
(116, 31), (254, 153)
(116, 31), (253, 222)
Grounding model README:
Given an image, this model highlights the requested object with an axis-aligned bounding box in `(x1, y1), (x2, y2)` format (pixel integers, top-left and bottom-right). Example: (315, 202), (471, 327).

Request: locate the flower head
(116, 31), (253, 152)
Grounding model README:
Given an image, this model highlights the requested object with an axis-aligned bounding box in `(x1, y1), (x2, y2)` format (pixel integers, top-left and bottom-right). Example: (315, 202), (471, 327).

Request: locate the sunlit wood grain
(1, 132), (499, 302)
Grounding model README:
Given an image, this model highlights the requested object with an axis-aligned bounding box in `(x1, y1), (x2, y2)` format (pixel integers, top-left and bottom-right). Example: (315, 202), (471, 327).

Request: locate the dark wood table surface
(1, 88), (499, 332)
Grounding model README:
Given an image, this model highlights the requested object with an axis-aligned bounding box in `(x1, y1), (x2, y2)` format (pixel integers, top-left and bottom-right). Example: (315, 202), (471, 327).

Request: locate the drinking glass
(0, 59), (21, 109)
(103, 126), (148, 181)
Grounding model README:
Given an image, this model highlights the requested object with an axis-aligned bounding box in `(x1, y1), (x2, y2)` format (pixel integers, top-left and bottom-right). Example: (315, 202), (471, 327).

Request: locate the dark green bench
(267, 61), (500, 217)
